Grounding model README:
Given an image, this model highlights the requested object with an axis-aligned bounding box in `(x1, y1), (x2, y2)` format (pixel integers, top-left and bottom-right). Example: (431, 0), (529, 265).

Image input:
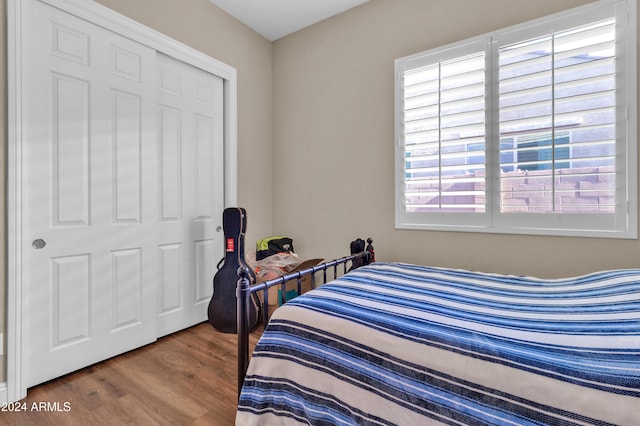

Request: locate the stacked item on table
(247, 236), (322, 306)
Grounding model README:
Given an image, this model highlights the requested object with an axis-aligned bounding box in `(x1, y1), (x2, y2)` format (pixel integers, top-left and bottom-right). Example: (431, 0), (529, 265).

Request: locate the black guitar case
(207, 207), (260, 333)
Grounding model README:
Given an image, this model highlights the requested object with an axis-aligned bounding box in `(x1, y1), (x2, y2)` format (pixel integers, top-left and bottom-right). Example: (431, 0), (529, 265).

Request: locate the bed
(235, 256), (640, 425)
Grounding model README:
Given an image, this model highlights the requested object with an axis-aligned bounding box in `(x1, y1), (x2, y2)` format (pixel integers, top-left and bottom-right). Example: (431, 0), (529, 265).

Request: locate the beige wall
(272, 0), (640, 277)
(0, 0), (272, 383)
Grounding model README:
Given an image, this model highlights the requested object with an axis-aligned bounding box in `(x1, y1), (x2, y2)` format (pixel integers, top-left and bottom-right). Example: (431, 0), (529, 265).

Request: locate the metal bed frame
(235, 241), (374, 396)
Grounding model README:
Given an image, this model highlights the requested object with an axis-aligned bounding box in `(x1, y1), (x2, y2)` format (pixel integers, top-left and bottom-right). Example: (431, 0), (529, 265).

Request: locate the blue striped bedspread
(236, 262), (640, 425)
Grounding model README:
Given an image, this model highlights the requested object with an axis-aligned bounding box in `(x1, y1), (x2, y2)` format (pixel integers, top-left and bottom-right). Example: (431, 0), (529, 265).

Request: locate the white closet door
(156, 54), (225, 336)
(22, 0), (158, 387)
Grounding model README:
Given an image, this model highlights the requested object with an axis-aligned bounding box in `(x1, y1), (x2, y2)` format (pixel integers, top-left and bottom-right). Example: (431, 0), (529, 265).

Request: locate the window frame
(394, 0), (637, 238)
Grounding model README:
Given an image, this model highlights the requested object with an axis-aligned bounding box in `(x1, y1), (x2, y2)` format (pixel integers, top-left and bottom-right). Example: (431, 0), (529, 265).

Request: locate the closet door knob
(32, 239), (47, 249)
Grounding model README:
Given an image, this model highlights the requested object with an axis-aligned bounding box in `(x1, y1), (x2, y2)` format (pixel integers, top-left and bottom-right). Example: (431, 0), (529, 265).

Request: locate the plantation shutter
(401, 50), (486, 213)
(498, 18), (617, 214)
(395, 0), (635, 237)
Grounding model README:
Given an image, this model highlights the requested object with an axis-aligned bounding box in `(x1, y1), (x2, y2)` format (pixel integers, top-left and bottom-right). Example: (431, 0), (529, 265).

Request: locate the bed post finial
(366, 238), (375, 263)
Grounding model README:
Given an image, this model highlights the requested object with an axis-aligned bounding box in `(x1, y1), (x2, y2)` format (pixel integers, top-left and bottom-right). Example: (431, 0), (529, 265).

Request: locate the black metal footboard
(236, 245), (373, 397)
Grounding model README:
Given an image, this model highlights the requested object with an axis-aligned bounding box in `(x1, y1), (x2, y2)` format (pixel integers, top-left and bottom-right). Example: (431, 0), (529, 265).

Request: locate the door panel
(112, 248), (143, 329)
(51, 255), (90, 347)
(195, 239), (216, 304)
(51, 73), (90, 226)
(112, 90), (143, 223)
(195, 115), (216, 218)
(159, 106), (182, 220)
(156, 53), (224, 337)
(159, 243), (182, 314)
(22, 0), (158, 387)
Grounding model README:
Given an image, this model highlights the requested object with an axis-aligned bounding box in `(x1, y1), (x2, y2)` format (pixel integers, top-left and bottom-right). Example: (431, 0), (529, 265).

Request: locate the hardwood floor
(1, 323), (261, 426)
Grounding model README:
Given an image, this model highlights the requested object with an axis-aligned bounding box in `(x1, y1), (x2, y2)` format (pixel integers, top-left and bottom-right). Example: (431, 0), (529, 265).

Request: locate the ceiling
(208, 0), (370, 41)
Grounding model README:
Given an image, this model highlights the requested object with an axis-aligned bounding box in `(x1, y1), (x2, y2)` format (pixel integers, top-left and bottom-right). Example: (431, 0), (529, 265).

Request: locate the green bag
(256, 236), (294, 261)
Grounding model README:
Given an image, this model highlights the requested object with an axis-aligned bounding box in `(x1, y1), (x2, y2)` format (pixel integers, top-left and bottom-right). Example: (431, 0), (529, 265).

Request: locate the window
(395, 0), (637, 238)
(501, 133), (571, 172)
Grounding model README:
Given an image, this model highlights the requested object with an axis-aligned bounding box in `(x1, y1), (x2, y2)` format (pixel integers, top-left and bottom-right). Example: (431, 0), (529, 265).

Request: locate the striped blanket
(236, 262), (640, 425)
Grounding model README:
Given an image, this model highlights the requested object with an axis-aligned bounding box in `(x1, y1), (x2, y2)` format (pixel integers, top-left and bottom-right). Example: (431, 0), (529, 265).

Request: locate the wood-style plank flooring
(1, 323), (261, 426)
